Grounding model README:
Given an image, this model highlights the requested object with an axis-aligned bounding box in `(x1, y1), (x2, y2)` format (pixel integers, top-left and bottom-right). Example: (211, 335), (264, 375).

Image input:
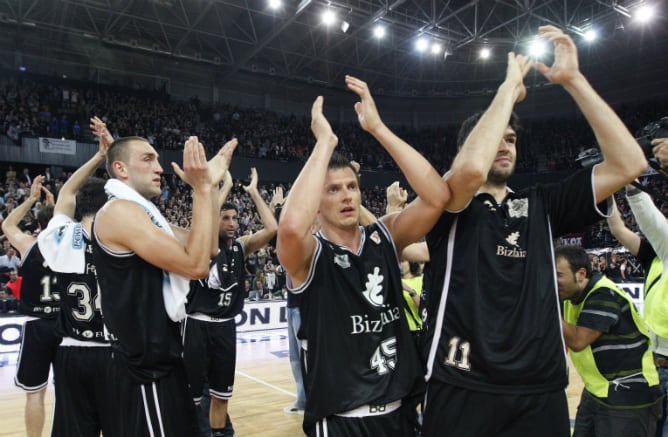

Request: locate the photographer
(623, 184), (668, 437)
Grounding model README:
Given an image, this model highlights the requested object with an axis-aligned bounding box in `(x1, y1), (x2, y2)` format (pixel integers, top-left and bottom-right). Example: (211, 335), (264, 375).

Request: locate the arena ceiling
(0, 0), (666, 97)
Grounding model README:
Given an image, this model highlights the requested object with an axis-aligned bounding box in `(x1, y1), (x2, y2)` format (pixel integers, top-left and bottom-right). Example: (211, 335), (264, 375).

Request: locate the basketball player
(421, 26), (648, 436)
(92, 134), (236, 436)
(2, 176), (61, 437)
(37, 116), (119, 436)
(183, 167), (278, 437)
(276, 66), (525, 435)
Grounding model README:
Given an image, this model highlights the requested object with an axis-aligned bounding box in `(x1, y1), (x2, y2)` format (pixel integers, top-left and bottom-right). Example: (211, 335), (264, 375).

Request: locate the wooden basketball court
(0, 328), (585, 436)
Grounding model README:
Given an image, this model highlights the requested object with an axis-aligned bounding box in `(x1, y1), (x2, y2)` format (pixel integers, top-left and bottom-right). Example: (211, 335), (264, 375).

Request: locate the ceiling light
(479, 47), (491, 59)
(341, 20), (349, 33)
(321, 10), (336, 26)
(267, 0), (282, 10)
(634, 5), (655, 23)
(431, 43), (442, 55)
(583, 29), (597, 42)
(373, 24), (386, 39)
(528, 39), (547, 58)
(415, 37), (429, 53)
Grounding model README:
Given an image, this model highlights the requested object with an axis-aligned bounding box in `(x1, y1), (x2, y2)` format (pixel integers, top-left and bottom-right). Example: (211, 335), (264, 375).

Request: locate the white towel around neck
(104, 179), (189, 322)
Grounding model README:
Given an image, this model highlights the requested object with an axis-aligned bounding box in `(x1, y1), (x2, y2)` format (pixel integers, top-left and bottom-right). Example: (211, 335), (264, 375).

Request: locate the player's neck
(320, 223), (362, 253)
(480, 181), (509, 204)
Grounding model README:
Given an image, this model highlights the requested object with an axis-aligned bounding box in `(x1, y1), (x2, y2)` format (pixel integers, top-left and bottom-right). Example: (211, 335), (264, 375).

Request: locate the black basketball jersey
(92, 220), (183, 383)
(292, 221), (423, 430)
(424, 167), (607, 394)
(54, 232), (107, 343)
(186, 239), (246, 319)
(17, 242), (61, 319)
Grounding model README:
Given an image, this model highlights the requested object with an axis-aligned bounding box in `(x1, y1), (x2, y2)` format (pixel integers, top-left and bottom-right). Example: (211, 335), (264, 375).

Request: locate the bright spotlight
(479, 47), (491, 59)
(634, 5), (655, 23)
(321, 10), (336, 26)
(373, 24), (386, 39)
(431, 43), (442, 55)
(268, 0), (282, 10)
(529, 39), (547, 58)
(341, 20), (350, 33)
(583, 29), (597, 42)
(415, 37), (429, 53)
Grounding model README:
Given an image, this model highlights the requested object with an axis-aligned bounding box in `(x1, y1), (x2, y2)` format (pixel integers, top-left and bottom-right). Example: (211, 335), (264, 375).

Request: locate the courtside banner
(235, 300), (288, 332)
(38, 137), (77, 155)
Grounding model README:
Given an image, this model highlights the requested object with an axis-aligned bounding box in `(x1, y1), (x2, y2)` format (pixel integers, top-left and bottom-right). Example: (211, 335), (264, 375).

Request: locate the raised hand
(208, 138), (238, 185)
(171, 136), (212, 190)
(532, 25), (580, 85)
(42, 185), (55, 206)
(310, 96), (338, 148)
(386, 181), (407, 213)
(269, 185), (285, 211)
(89, 116), (113, 156)
(505, 52), (533, 103)
(345, 75), (383, 134)
(29, 175), (45, 202)
(242, 167), (259, 194)
(223, 170), (233, 188)
(349, 160), (361, 175)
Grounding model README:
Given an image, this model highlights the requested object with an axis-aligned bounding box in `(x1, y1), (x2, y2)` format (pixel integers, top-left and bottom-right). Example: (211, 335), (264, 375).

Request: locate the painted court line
(236, 370), (296, 398)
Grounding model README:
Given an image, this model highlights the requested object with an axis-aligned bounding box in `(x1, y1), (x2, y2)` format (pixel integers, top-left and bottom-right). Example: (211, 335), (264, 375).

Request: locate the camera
(636, 116), (668, 158)
(576, 148), (602, 168)
(578, 117), (668, 170)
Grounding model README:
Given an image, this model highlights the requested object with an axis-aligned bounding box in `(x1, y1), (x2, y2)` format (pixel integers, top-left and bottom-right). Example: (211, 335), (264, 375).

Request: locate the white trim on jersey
(287, 236), (323, 295)
(425, 218), (458, 381)
(547, 219), (569, 377)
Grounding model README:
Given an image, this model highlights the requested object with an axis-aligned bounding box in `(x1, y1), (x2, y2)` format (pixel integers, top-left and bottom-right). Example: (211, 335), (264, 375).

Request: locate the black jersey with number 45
(186, 239), (246, 319)
(18, 242), (61, 319)
(292, 221), (423, 430)
(423, 168), (607, 395)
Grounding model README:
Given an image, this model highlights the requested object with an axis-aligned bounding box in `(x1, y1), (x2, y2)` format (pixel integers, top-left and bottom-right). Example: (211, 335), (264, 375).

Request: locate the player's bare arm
(277, 96), (337, 285)
(345, 75), (450, 251)
(533, 25), (646, 202)
(1, 175), (44, 257)
(240, 168), (278, 255)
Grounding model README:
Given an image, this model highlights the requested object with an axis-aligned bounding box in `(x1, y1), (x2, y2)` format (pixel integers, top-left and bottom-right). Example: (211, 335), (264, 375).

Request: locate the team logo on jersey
(334, 254), (351, 269)
(505, 231), (520, 246)
(506, 198), (528, 218)
(362, 266), (385, 307)
(496, 231), (527, 258)
(483, 200), (496, 211)
(370, 231), (381, 245)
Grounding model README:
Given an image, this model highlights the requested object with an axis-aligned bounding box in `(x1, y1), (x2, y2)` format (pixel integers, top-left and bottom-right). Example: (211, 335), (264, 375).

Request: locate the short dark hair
(456, 111), (521, 148)
(408, 262), (421, 276)
(221, 202), (238, 213)
(75, 177), (107, 220)
(555, 245), (591, 278)
(327, 152), (360, 185)
(106, 136), (149, 177)
(36, 205), (54, 229)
